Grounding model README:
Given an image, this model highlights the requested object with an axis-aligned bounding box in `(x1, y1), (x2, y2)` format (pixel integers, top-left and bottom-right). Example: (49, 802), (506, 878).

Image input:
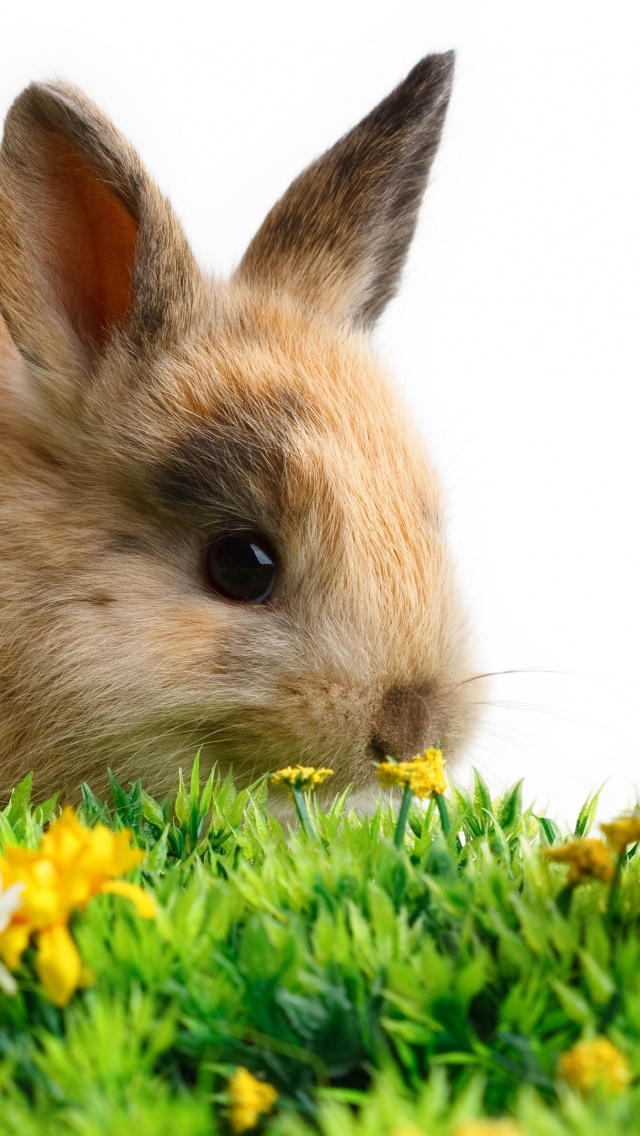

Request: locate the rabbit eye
(205, 533), (278, 604)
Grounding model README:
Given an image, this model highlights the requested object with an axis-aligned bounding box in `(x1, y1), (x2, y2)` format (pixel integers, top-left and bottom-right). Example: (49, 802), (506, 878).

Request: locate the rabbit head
(0, 53), (480, 802)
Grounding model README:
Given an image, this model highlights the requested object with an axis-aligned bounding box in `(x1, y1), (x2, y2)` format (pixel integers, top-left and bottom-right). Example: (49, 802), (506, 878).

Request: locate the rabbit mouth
(80, 709), (371, 799)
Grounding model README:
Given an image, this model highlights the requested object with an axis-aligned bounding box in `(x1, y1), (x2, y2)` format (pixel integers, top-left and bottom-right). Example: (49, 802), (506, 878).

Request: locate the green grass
(0, 761), (639, 1135)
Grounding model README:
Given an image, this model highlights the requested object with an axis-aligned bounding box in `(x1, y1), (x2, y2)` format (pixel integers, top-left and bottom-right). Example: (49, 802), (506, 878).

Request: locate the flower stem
(394, 783), (413, 848)
(291, 787), (315, 839)
(435, 793), (450, 837)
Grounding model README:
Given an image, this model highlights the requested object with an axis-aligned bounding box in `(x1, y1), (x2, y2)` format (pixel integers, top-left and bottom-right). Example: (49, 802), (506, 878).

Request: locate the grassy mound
(0, 762), (639, 1135)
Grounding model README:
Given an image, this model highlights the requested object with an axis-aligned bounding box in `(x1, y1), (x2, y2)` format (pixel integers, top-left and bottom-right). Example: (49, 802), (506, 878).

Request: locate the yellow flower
(99, 879), (157, 919)
(375, 762), (410, 790)
(409, 748), (447, 797)
(269, 766), (334, 792)
(541, 838), (615, 886)
(453, 1123), (523, 1136)
(0, 807), (156, 1006)
(601, 815), (640, 854)
(0, 922), (31, 971)
(36, 923), (82, 1008)
(228, 1067), (278, 1132)
(558, 1036), (630, 1093)
(376, 747), (447, 799)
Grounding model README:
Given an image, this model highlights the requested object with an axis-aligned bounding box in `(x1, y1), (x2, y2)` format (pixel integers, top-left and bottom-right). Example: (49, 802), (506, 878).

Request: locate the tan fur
(0, 57), (480, 803)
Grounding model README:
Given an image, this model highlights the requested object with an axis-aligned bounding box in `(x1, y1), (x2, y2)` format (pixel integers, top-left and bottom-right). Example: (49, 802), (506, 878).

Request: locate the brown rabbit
(0, 53), (479, 803)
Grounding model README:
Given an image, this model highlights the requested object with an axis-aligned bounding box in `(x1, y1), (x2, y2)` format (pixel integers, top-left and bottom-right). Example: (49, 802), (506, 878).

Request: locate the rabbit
(0, 51), (480, 805)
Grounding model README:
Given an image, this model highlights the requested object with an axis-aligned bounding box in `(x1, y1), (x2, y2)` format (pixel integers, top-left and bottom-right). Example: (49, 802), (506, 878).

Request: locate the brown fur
(0, 55), (479, 803)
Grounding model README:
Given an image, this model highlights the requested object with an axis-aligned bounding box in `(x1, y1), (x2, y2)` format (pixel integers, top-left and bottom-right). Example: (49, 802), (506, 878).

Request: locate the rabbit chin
(136, 676), (480, 813)
(0, 663), (481, 808)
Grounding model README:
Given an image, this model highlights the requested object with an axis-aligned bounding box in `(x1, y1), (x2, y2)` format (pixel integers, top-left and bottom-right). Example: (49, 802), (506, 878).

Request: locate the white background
(2, 1), (639, 824)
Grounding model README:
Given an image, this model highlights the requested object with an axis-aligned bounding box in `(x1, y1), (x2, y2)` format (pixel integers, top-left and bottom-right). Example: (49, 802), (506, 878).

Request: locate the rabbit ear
(235, 52), (454, 328)
(0, 81), (198, 390)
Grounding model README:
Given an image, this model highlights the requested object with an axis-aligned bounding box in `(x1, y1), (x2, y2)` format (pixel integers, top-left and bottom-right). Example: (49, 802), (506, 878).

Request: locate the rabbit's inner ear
(33, 130), (139, 348)
(0, 81), (198, 387)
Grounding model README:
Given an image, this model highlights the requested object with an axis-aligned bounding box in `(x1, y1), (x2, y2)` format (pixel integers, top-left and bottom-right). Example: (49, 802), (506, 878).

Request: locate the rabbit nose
(370, 684), (433, 761)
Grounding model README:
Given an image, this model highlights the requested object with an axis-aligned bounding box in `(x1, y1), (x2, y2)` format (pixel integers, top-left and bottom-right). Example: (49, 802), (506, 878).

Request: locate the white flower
(0, 877), (24, 995)
(0, 879), (24, 934)
(0, 961), (16, 994)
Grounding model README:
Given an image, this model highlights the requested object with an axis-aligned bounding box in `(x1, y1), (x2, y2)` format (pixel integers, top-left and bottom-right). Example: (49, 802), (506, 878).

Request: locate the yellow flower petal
(0, 922), (31, 970)
(36, 923), (82, 1007)
(108, 830), (145, 875)
(376, 748), (447, 799)
(21, 859), (69, 925)
(601, 815), (640, 854)
(376, 762), (411, 789)
(41, 807), (87, 864)
(558, 1036), (630, 1093)
(542, 839), (615, 886)
(229, 1067), (278, 1132)
(100, 879), (157, 919)
(0, 845), (40, 871)
(269, 766), (333, 792)
(80, 825), (117, 877)
(409, 749), (447, 798)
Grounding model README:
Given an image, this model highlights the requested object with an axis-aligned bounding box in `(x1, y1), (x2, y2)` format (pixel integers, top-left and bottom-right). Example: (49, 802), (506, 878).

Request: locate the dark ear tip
(4, 82), (129, 160)
(438, 48), (456, 68)
(438, 49), (456, 81)
(410, 50), (456, 96)
(1, 79), (146, 229)
(7, 79), (67, 114)
(426, 48), (455, 66)
(3, 80), (91, 142)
